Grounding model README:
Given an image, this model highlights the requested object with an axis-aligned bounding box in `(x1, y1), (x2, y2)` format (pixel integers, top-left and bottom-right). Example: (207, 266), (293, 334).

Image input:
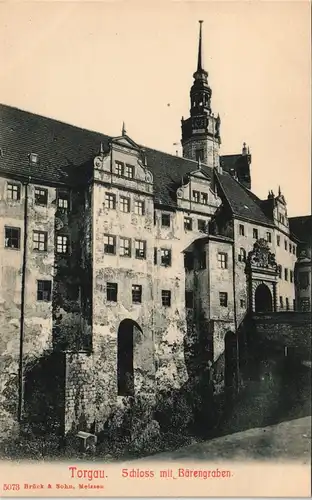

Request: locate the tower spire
(197, 20), (204, 72)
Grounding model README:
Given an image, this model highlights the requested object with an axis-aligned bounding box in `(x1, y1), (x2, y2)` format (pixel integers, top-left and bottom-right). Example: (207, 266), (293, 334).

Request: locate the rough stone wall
(182, 136), (220, 168)
(0, 177), (56, 438)
(253, 312), (312, 361)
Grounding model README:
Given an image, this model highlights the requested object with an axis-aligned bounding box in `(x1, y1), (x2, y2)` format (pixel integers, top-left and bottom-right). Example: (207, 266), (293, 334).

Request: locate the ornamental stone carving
(246, 238), (277, 271)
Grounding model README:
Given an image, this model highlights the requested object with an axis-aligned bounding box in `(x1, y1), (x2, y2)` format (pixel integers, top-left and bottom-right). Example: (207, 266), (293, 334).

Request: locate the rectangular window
(240, 299), (246, 308)
(299, 272), (309, 289)
(124, 164), (134, 179)
(200, 192), (208, 205)
(184, 217), (192, 231)
(239, 224), (245, 236)
(105, 192), (116, 209)
(293, 245), (296, 255)
(284, 239), (287, 250)
(300, 298), (311, 312)
(185, 291), (194, 308)
(218, 252), (228, 269)
(154, 247), (157, 265)
(5, 226), (20, 249)
(198, 219), (206, 233)
(57, 191), (69, 211)
(195, 149), (204, 161)
(161, 290), (171, 307)
(7, 183), (21, 201)
(134, 200), (145, 215)
(290, 270), (294, 283)
(37, 280), (52, 301)
(253, 228), (258, 239)
(34, 187), (48, 206)
(277, 235), (280, 246)
(115, 161), (124, 176)
(266, 232), (271, 243)
(198, 252), (206, 269)
(107, 282), (118, 302)
(278, 265), (282, 279)
(192, 190), (200, 203)
(120, 196), (130, 213)
(132, 284), (142, 303)
(33, 231), (48, 252)
(56, 235), (68, 254)
(104, 234), (116, 254)
(238, 248), (246, 262)
(184, 253), (194, 271)
(160, 248), (171, 267)
(279, 296), (284, 309)
(135, 239), (146, 259)
(219, 292), (228, 307)
(120, 237), (131, 257)
(161, 213), (171, 227)
(284, 268), (288, 281)
(286, 297), (289, 310)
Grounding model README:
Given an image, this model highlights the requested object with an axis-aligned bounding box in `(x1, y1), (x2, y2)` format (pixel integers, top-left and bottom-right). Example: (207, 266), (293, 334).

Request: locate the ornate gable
(246, 239), (278, 273)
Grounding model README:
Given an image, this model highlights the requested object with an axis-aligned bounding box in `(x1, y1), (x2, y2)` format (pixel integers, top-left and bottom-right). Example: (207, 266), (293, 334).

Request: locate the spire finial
(122, 121), (127, 136)
(197, 20), (204, 72)
(99, 142), (104, 154)
(278, 185), (281, 196)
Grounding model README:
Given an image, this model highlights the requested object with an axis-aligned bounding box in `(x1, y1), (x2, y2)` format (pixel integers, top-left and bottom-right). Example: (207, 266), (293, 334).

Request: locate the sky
(0, 1), (310, 216)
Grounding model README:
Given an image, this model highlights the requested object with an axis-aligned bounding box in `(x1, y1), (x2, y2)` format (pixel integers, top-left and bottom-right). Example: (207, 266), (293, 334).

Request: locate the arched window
(238, 248), (246, 262)
(117, 319), (142, 397)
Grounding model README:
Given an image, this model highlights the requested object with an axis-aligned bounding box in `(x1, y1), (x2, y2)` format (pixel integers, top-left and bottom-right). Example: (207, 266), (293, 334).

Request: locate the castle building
(0, 22), (310, 441)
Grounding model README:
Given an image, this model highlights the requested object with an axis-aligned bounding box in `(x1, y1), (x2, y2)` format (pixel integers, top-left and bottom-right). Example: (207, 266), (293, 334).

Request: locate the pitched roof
(0, 103), (273, 226)
(289, 216), (312, 243)
(215, 170), (274, 226)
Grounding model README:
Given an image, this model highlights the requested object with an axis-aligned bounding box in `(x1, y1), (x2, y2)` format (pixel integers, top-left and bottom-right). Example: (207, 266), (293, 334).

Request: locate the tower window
(107, 282), (118, 302)
(219, 292), (228, 307)
(279, 296), (283, 309)
(253, 228), (258, 239)
(185, 291), (194, 308)
(154, 247), (157, 265)
(277, 235), (280, 246)
(184, 217), (192, 231)
(56, 235), (69, 254)
(218, 252), (228, 269)
(277, 265), (282, 279)
(284, 239), (288, 250)
(284, 268), (288, 281)
(195, 149), (204, 161)
(161, 290), (171, 307)
(266, 232), (271, 243)
(239, 224), (245, 236)
(57, 191), (69, 211)
(132, 284), (142, 303)
(198, 252), (206, 269)
(198, 219), (206, 232)
(238, 248), (246, 262)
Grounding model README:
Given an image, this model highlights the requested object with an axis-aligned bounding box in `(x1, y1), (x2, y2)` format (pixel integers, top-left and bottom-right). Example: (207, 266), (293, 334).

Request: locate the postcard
(0, 0), (311, 497)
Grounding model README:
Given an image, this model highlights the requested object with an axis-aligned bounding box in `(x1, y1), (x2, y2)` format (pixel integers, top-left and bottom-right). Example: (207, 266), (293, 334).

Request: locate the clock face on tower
(193, 117), (205, 129)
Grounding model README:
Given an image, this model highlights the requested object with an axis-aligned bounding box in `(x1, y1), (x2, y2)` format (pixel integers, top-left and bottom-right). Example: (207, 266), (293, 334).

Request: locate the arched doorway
(255, 283), (273, 313)
(117, 319), (142, 397)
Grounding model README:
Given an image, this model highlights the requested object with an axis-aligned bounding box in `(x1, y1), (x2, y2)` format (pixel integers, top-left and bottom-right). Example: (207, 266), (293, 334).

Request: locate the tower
(181, 21), (221, 168)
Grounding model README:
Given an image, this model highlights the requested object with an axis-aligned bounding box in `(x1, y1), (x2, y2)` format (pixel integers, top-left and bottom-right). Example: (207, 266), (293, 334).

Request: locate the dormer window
(124, 164), (134, 179)
(115, 161), (124, 176)
(29, 153), (38, 164)
(200, 193), (208, 205)
(34, 187), (48, 206)
(57, 190), (70, 211)
(192, 190), (200, 203)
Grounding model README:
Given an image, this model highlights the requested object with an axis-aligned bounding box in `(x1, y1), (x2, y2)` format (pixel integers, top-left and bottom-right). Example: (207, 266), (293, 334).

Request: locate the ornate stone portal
(246, 239), (278, 312)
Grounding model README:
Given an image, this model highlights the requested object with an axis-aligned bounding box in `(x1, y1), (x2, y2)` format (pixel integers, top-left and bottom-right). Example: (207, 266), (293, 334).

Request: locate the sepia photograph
(0, 1), (311, 497)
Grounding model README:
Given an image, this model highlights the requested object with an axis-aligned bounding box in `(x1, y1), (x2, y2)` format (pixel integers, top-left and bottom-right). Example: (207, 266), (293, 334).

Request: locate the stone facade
(0, 21), (309, 444)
